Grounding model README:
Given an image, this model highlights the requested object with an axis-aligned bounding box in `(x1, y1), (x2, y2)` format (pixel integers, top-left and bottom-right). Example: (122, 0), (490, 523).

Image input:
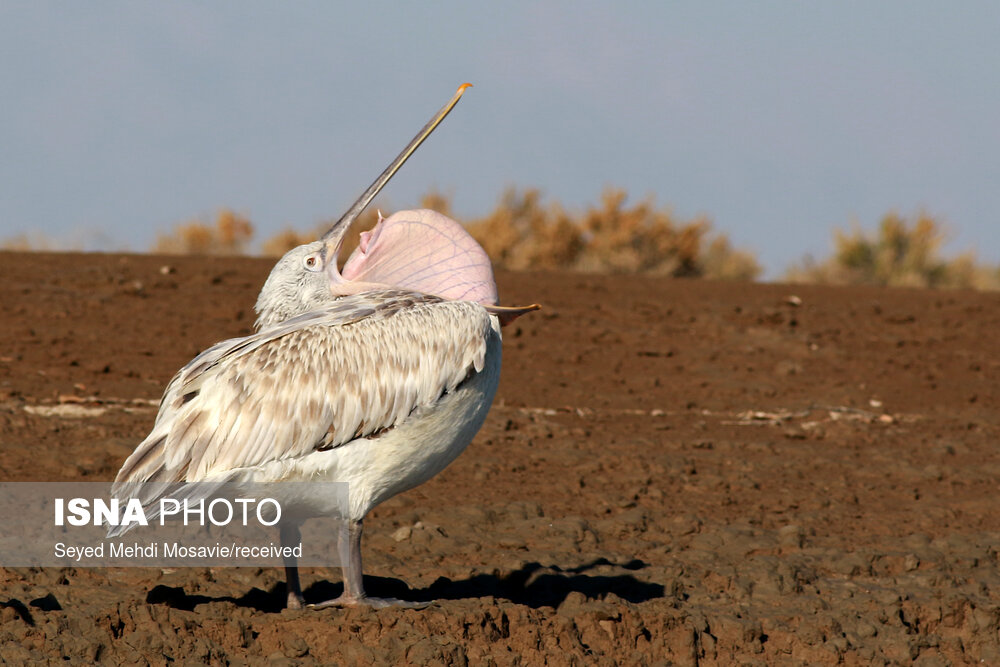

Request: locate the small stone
(282, 635), (309, 658)
(391, 525), (412, 542)
(0, 605), (18, 623)
(557, 590), (587, 615)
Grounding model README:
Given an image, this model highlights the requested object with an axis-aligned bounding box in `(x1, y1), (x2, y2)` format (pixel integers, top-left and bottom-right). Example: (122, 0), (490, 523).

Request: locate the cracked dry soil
(0, 251), (999, 665)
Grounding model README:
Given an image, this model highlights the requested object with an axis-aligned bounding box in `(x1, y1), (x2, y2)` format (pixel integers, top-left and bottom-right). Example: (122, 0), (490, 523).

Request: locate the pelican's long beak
(322, 83), (472, 269)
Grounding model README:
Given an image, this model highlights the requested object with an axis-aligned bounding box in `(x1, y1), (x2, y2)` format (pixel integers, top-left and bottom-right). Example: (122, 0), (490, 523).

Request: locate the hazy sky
(2, 2), (997, 276)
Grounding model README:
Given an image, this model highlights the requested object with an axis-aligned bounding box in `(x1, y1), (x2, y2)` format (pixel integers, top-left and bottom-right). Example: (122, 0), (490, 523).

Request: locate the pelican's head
(255, 84), (478, 330)
(254, 208), (500, 330)
(253, 239), (336, 329)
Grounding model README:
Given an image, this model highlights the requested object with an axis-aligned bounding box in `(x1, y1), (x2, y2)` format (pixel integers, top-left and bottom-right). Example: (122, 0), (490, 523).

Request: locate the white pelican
(111, 85), (538, 608)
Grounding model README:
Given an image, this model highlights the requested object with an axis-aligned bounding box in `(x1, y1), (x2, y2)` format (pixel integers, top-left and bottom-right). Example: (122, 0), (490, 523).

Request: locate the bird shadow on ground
(1, 598), (35, 626)
(145, 583), (288, 614)
(146, 557), (665, 613)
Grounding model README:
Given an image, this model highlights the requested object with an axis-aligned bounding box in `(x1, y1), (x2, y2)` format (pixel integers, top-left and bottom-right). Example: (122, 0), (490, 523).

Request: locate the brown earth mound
(0, 250), (998, 665)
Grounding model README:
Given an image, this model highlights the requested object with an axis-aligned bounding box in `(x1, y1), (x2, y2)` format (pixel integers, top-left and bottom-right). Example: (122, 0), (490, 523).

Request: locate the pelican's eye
(303, 253), (322, 272)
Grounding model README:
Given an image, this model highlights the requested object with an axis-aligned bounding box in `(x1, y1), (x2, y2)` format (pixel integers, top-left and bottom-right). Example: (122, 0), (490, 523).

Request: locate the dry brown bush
(256, 188), (759, 280)
(153, 209), (254, 255)
(1, 233), (58, 251)
(785, 211), (1000, 290)
(265, 191), (445, 258)
(259, 228), (315, 257)
(259, 208), (381, 261)
(4, 189), (757, 282)
(464, 188), (760, 279)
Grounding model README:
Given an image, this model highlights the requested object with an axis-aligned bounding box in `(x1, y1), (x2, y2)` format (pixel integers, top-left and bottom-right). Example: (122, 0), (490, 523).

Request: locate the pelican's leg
(341, 518), (366, 601)
(281, 522), (304, 609)
(311, 518), (430, 610)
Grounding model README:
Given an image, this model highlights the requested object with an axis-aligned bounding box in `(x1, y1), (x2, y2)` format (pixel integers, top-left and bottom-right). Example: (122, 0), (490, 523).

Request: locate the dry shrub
(260, 228), (315, 257)
(465, 188), (760, 279)
(153, 209), (254, 255)
(160, 189), (762, 281)
(464, 189), (581, 272)
(786, 212), (1000, 290)
(701, 236), (767, 282)
(1, 233), (57, 251)
(419, 190), (454, 218)
(260, 208), (381, 262)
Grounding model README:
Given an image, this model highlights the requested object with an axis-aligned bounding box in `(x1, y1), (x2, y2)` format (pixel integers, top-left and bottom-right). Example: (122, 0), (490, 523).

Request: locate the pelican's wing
(151, 295), (380, 424)
(112, 290), (495, 494)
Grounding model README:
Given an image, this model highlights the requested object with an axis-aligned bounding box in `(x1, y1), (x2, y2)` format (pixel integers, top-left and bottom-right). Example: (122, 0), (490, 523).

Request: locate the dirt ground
(0, 250), (998, 665)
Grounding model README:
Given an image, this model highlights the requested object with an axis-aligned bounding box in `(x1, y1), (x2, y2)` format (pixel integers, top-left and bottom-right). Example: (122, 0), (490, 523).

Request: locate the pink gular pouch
(339, 209), (538, 324)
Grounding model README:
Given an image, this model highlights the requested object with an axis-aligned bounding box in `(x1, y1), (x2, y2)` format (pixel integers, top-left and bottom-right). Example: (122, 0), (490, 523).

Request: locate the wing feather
(113, 290), (493, 496)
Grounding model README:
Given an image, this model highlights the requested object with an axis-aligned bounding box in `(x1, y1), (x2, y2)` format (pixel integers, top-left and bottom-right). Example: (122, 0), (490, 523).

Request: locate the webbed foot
(309, 595), (431, 610)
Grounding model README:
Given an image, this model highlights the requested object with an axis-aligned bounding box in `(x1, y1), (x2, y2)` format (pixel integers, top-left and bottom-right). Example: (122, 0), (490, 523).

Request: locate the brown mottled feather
(113, 290), (492, 496)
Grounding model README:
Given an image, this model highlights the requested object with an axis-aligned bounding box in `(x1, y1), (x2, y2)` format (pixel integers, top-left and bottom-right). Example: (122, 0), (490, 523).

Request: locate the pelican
(111, 84), (538, 609)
